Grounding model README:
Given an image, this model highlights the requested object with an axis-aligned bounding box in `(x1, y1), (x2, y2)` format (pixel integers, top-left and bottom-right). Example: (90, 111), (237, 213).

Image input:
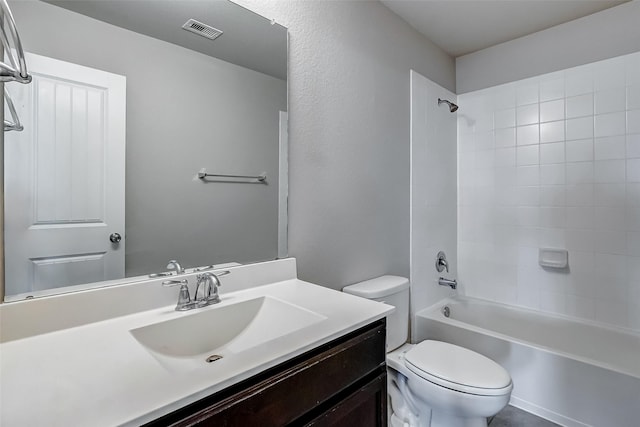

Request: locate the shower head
(438, 98), (458, 113)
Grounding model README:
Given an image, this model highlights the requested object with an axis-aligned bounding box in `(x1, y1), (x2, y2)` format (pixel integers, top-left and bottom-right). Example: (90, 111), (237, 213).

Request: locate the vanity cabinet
(145, 319), (387, 427)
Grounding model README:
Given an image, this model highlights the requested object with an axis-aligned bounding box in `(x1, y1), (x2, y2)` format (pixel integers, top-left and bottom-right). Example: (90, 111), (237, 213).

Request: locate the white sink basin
(130, 296), (327, 372)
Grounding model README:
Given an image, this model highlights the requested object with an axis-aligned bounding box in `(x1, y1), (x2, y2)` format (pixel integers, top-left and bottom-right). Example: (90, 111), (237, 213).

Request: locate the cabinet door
(304, 372), (387, 427)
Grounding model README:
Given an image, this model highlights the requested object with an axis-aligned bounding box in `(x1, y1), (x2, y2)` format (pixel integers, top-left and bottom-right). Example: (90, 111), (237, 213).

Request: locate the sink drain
(205, 354), (223, 363)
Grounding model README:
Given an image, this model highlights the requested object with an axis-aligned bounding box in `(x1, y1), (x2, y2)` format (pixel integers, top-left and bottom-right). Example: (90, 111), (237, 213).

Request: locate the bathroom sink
(130, 296), (327, 371)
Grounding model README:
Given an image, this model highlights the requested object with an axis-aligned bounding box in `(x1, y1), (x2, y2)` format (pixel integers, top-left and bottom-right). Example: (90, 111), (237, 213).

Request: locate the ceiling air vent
(182, 19), (223, 41)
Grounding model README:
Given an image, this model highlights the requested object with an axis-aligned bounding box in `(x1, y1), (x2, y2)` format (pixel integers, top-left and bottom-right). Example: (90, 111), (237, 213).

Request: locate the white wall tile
(566, 93), (593, 118)
(566, 271), (596, 298)
(475, 131), (494, 150)
(517, 206), (540, 227)
(566, 206), (593, 229)
(517, 145), (539, 166)
(594, 183), (626, 206)
(596, 300), (627, 328)
(595, 112), (626, 137)
(626, 54), (640, 86)
(476, 149), (495, 169)
(540, 78), (564, 102)
(495, 108), (516, 129)
(539, 227), (566, 247)
(540, 164), (565, 185)
(540, 121), (565, 143)
(540, 186), (565, 207)
(566, 228), (594, 251)
(565, 295), (596, 320)
(595, 88), (626, 114)
(518, 227), (539, 247)
(594, 58), (626, 91)
(517, 83), (539, 106)
(628, 255), (640, 282)
(628, 109), (640, 134)
(627, 158), (640, 182)
(492, 86), (516, 109)
(540, 291), (566, 314)
(594, 207), (626, 231)
(566, 184), (594, 206)
(517, 186), (539, 206)
(594, 230), (627, 254)
(594, 135), (626, 160)
(567, 251), (595, 274)
(566, 162), (594, 184)
(540, 207), (566, 228)
(495, 167), (517, 188)
(540, 142), (565, 164)
(458, 52), (640, 333)
(494, 128), (516, 148)
(627, 86), (640, 110)
(540, 99), (565, 123)
(566, 117), (593, 140)
(517, 124), (539, 145)
(517, 104), (539, 126)
(628, 133), (640, 158)
(628, 231), (640, 256)
(627, 207), (640, 231)
(628, 183), (640, 205)
(566, 139), (594, 162)
(565, 72), (593, 97)
(595, 253), (628, 280)
(495, 147), (516, 167)
(517, 165), (540, 186)
(594, 159), (626, 183)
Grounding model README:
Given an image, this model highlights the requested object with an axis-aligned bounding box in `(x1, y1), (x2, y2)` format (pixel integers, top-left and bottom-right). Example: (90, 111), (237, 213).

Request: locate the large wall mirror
(3, 0), (288, 301)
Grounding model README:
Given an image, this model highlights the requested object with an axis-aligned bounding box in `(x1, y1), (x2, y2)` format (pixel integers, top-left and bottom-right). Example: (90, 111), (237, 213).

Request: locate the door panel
(4, 52), (126, 297)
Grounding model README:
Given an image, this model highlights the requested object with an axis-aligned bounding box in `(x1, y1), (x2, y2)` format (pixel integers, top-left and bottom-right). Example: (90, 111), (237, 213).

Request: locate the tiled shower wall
(457, 52), (640, 332)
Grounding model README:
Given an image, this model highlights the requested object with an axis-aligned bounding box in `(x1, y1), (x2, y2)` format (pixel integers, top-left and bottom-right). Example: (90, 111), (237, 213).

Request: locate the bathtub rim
(415, 295), (640, 381)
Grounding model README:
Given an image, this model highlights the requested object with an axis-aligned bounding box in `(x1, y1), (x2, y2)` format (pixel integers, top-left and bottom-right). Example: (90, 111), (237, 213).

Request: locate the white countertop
(0, 277), (392, 426)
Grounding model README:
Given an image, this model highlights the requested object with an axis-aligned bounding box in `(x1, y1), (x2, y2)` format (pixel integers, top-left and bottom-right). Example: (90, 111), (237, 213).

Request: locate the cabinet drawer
(149, 320), (386, 427)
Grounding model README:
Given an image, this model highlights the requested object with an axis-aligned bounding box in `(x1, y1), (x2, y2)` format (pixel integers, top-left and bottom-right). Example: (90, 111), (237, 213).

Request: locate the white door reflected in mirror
(4, 52), (126, 298)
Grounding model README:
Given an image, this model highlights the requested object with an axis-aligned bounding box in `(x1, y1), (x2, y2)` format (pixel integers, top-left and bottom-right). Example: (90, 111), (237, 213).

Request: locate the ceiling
(47, 1), (287, 80)
(381, 0), (630, 57)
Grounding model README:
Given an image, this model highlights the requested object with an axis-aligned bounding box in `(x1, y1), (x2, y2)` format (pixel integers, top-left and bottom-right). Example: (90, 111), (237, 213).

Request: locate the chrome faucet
(435, 251), (457, 289)
(438, 277), (457, 290)
(166, 259), (185, 275)
(194, 271), (230, 307)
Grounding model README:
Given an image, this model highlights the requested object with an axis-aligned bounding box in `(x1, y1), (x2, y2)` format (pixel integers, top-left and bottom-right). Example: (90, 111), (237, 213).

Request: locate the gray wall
(236, 0), (456, 290)
(456, 1), (640, 93)
(10, 1), (286, 276)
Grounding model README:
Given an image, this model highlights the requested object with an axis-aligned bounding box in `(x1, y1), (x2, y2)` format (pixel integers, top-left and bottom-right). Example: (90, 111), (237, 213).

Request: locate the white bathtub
(414, 297), (640, 427)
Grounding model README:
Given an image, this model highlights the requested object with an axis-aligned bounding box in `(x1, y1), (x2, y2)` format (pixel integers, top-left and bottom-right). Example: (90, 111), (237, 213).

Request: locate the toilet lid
(404, 340), (512, 395)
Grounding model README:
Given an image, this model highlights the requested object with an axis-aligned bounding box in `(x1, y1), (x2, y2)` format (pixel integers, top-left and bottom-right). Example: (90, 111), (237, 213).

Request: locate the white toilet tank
(343, 275), (409, 351)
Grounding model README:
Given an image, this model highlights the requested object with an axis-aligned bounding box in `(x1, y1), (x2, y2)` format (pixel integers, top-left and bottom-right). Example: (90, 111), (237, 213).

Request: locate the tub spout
(438, 277), (457, 290)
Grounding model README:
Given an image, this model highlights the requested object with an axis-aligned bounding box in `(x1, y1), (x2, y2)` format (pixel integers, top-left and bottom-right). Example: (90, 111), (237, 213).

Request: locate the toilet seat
(404, 340), (512, 396)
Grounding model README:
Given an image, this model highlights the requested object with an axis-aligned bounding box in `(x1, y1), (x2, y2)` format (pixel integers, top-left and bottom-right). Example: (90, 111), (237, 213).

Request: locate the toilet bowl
(343, 276), (512, 427)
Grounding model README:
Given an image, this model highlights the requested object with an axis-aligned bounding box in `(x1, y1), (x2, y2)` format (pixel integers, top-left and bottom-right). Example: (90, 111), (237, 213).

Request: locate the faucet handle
(162, 279), (188, 287)
(162, 279), (192, 311)
(435, 251), (449, 273)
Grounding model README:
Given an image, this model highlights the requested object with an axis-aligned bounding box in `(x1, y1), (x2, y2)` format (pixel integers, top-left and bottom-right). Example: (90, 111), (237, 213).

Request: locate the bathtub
(414, 297), (640, 427)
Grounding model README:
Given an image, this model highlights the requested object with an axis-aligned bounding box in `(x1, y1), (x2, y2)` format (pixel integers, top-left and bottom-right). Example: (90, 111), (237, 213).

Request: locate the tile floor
(489, 405), (560, 427)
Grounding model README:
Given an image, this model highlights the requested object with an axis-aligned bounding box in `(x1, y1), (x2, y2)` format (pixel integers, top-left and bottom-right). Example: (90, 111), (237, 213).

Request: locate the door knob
(109, 232), (122, 243)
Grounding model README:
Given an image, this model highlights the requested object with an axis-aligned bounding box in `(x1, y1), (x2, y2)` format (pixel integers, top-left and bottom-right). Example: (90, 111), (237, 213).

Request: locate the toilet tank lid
(342, 275), (409, 299)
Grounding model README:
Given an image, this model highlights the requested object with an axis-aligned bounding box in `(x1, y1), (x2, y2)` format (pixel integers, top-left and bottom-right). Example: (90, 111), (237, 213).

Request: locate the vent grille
(182, 19), (223, 40)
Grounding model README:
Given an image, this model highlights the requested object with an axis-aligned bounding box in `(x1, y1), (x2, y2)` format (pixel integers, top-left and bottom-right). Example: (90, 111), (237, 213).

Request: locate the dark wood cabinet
(144, 319), (387, 427)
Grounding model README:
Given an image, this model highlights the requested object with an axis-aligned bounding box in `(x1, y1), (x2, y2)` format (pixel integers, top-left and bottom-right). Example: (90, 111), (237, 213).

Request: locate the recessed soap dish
(539, 248), (568, 269)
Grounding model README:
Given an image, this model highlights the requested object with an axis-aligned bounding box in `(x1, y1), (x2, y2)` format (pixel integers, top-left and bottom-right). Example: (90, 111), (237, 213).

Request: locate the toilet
(343, 276), (512, 427)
